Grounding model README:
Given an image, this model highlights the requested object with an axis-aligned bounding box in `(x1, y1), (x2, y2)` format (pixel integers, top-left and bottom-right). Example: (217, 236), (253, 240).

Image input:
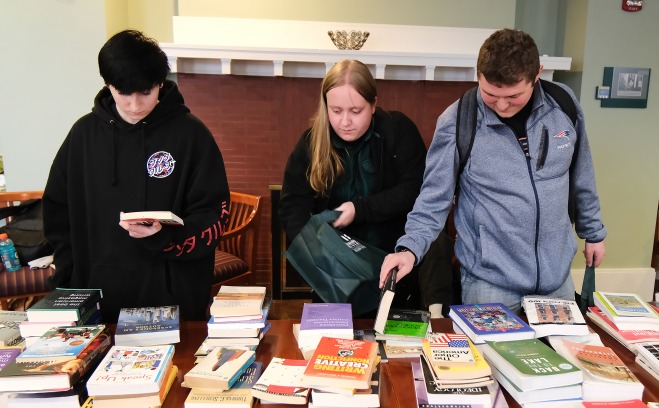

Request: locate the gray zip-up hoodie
(397, 81), (606, 295)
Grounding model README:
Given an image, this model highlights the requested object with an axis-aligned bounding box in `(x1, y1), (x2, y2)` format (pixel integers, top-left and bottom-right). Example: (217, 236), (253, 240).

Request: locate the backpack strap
(455, 86), (479, 178)
(539, 79), (577, 126)
(0, 199), (40, 220)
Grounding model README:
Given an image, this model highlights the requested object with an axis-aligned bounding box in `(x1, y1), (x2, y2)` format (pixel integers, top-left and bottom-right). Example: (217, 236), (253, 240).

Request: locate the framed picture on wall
(601, 67), (651, 108)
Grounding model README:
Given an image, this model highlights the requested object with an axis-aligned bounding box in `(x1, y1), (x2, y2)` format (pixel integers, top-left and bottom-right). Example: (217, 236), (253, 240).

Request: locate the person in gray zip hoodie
(380, 28), (606, 314)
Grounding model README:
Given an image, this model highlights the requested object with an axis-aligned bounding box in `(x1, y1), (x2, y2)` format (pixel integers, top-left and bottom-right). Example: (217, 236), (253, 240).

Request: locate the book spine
(68, 331), (112, 385)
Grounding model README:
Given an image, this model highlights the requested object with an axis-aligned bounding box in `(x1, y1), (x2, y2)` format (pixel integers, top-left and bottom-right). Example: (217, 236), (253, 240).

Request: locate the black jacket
(279, 108), (426, 252)
(43, 80), (231, 322)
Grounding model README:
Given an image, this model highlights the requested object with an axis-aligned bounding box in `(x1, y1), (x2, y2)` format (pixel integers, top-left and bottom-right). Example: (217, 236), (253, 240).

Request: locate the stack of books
(548, 335), (644, 402)
(374, 308), (430, 359)
(301, 336), (380, 406)
(0, 324), (111, 404)
(185, 361), (263, 408)
(293, 303), (354, 359)
(593, 291), (659, 331)
(478, 338), (583, 405)
(86, 344), (177, 408)
(0, 310), (27, 348)
(203, 286), (271, 351)
(587, 306), (659, 353)
(449, 303), (535, 344)
(421, 332), (494, 390)
(522, 296), (589, 337)
(114, 305), (180, 346)
(634, 342), (659, 382)
(20, 288), (103, 347)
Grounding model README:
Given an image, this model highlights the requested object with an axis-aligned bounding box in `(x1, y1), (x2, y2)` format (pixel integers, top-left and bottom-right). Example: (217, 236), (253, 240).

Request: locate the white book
(120, 211), (184, 226)
(211, 286), (266, 318)
(522, 296), (589, 338)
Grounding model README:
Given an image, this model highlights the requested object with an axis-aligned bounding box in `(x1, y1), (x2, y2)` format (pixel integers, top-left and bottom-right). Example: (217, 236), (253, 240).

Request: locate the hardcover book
(375, 308), (431, 342)
(184, 361), (262, 408)
(550, 338), (643, 401)
(479, 338), (582, 391)
(0, 311), (27, 347)
(183, 346), (256, 390)
(374, 267), (397, 334)
(302, 336), (378, 390)
(211, 286), (267, 318)
(26, 288), (102, 323)
(0, 329), (111, 393)
(115, 305), (180, 346)
(120, 210), (184, 226)
(251, 357), (310, 405)
(449, 303), (534, 344)
(422, 332), (476, 367)
(522, 296), (589, 337)
(86, 344), (175, 396)
(16, 324), (106, 363)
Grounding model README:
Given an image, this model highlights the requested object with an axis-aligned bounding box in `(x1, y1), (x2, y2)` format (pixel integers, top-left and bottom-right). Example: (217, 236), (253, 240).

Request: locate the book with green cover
(479, 338), (582, 391)
(375, 308), (430, 342)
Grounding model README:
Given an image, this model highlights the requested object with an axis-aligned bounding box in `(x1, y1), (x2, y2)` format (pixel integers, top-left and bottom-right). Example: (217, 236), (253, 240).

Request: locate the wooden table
(160, 319), (659, 408)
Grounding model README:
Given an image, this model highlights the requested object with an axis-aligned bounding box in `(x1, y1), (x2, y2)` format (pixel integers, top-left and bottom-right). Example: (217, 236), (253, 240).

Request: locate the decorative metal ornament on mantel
(327, 30), (370, 50)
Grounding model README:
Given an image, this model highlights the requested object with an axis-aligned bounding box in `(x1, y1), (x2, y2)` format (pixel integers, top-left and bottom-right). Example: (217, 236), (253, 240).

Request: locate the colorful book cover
(0, 330), (111, 392)
(16, 324), (106, 362)
(423, 339), (491, 382)
(115, 305), (180, 345)
(0, 311), (26, 347)
(251, 357), (310, 405)
(0, 347), (21, 370)
(596, 292), (659, 317)
(560, 339), (640, 384)
(26, 288), (102, 322)
(588, 306), (659, 344)
(481, 338), (581, 391)
(86, 344), (175, 396)
(299, 303), (353, 331)
(185, 361), (262, 408)
(184, 346), (256, 390)
(450, 303), (535, 344)
(211, 286), (266, 317)
(382, 308), (430, 338)
(302, 336), (378, 390)
(423, 332), (475, 367)
(412, 358), (492, 406)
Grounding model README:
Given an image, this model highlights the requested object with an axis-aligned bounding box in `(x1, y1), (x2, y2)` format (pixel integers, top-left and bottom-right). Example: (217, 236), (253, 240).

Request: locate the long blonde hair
(308, 60), (377, 195)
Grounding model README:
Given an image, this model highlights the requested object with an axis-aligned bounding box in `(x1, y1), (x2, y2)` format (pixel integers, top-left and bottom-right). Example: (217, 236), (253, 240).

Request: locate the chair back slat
(217, 192), (262, 272)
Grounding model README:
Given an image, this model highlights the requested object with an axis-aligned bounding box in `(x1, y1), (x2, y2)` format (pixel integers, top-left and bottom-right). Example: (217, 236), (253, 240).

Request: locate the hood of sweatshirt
(91, 80), (190, 186)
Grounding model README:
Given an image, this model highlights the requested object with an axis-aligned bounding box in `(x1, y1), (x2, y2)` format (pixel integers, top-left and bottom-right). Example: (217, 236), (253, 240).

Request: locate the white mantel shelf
(164, 18), (571, 82)
(161, 43), (571, 82)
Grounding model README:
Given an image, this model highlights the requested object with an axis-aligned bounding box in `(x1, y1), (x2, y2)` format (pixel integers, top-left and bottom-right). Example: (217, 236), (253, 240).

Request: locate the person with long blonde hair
(279, 60), (427, 312)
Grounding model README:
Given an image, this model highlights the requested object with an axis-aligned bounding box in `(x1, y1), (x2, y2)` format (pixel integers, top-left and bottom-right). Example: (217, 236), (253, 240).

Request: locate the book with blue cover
(114, 305), (180, 346)
(16, 324), (106, 363)
(184, 346), (256, 390)
(449, 303), (534, 344)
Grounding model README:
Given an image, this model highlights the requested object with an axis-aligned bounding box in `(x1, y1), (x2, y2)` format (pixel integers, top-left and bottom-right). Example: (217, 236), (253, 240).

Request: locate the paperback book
(311, 363), (380, 408)
(184, 361), (262, 408)
(449, 303), (534, 344)
(205, 323), (271, 348)
(594, 292), (659, 330)
(295, 303), (354, 356)
(549, 337), (644, 401)
(422, 338), (492, 384)
(86, 344), (175, 396)
(120, 210), (184, 226)
(374, 267), (397, 334)
(16, 324), (106, 363)
(375, 308), (431, 343)
(211, 286), (267, 318)
(0, 329), (111, 393)
(183, 346), (256, 390)
(115, 305), (180, 346)
(522, 296), (589, 337)
(587, 306), (659, 352)
(302, 336), (378, 390)
(93, 364), (179, 408)
(251, 357), (310, 405)
(422, 332), (475, 367)
(634, 342), (659, 377)
(26, 288), (102, 323)
(0, 311), (27, 347)
(208, 303), (270, 329)
(489, 364), (582, 405)
(0, 347), (21, 371)
(478, 338), (582, 391)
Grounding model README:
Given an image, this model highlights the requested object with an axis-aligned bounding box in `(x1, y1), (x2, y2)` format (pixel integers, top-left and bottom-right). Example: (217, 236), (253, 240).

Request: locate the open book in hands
(374, 268), (397, 334)
(120, 211), (184, 226)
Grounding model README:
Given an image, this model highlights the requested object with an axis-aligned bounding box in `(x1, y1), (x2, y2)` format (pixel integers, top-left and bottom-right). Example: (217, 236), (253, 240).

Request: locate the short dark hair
(477, 28), (539, 85)
(98, 30), (170, 93)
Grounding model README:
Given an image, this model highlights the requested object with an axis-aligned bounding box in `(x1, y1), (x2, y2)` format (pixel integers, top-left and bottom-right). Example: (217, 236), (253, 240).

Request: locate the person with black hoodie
(43, 30), (230, 323)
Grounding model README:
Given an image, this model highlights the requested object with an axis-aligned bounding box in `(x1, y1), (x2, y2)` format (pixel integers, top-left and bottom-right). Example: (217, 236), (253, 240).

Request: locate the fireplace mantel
(162, 17), (571, 81)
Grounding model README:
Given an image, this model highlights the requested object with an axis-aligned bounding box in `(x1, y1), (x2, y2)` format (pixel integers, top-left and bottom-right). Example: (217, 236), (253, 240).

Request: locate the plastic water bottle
(0, 233), (21, 272)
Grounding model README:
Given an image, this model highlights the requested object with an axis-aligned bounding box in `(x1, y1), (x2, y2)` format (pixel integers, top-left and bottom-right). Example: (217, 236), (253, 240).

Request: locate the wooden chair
(211, 192), (262, 295)
(0, 191), (55, 310)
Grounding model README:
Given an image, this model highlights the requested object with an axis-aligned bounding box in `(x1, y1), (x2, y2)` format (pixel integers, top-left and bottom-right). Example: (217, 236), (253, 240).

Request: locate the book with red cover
(587, 306), (659, 350)
(301, 336), (378, 390)
(251, 357), (310, 405)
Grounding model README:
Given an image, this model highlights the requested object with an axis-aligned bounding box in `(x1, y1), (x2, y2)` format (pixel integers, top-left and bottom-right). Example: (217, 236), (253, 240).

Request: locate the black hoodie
(43, 80), (230, 322)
